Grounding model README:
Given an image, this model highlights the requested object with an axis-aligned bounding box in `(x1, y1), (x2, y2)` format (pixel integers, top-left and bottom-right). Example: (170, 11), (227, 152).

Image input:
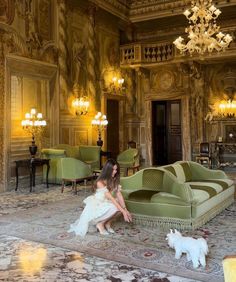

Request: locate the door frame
(145, 92), (191, 166)
(101, 92), (125, 152)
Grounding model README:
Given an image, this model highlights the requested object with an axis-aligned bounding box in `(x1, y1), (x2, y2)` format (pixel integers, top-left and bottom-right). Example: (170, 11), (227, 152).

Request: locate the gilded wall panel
(61, 127), (70, 144)
(74, 130), (88, 146)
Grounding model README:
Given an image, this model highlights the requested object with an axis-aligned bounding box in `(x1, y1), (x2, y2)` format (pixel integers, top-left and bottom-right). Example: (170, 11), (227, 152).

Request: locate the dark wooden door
(167, 100), (182, 163)
(152, 100), (182, 165)
(107, 99), (119, 159)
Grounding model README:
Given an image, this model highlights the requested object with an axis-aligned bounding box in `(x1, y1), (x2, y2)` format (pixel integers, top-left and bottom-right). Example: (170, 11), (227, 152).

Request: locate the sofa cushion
(192, 189), (210, 204)
(202, 179), (234, 190)
(164, 162), (192, 182)
(151, 192), (189, 206)
(128, 190), (158, 202)
(188, 178), (233, 199)
(142, 169), (164, 191)
(188, 181), (221, 197)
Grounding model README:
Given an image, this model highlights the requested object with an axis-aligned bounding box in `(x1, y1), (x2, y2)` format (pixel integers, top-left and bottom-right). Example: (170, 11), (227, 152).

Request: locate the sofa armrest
(189, 161), (228, 180)
(120, 170), (144, 191)
(41, 148), (66, 156)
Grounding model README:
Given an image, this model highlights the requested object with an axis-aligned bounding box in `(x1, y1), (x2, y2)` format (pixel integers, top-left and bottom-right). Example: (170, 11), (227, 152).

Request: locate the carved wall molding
(0, 0), (15, 24)
(89, 0), (129, 22)
(129, 0), (236, 22)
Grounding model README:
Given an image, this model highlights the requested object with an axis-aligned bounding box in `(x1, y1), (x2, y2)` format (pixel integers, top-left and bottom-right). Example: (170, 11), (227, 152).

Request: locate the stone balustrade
(120, 42), (174, 67)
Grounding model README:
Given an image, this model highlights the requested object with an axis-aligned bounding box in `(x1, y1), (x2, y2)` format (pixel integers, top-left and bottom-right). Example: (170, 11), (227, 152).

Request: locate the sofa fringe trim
(131, 196), (234, 230)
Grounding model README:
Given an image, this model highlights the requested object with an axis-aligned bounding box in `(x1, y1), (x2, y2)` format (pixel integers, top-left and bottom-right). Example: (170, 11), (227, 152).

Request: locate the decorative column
(86, 6), (96, 109)
(57, 0), (68, 109)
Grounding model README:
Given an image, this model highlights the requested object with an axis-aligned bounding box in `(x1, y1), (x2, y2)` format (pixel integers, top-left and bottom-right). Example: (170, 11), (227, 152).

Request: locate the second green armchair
(117, 148), (140, 176)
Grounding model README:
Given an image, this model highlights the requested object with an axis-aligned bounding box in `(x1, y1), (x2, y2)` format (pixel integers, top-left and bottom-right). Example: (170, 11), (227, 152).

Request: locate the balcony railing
(120, 42), (174, 67)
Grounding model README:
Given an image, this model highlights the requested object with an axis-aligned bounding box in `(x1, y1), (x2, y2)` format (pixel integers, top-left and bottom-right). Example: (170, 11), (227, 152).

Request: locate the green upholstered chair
(42, 144), (101, 184)
(54, 144), (101, 170)
(53, 144), (80, 159)
(117, 148), (140, 176)
(61, 157), (94, 193)
(78, 145), (101, 170)
(41, 148), (66, 184)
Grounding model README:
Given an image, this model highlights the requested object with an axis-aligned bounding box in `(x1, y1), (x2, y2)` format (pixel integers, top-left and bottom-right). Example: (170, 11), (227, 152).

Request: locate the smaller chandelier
(72, 85), (89, 115)
(173, 0), (233, 55)
(72, 97), (89, 115)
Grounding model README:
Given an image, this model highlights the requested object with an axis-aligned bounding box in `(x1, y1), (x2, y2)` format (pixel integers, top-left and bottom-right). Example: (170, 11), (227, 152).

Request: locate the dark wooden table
(15, 158), (50, 192)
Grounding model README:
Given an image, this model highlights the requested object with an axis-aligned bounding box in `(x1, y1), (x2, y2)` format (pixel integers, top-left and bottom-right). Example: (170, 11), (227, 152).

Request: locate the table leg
(29, 165), (33, 192)
(46, 164), (50, 188)
(15, 165), (19, 191)
(32, 165), (36, 187)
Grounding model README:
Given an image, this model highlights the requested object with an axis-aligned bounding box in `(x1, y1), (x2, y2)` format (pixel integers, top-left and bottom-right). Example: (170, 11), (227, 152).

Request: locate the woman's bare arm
(105, 191), (132, 222)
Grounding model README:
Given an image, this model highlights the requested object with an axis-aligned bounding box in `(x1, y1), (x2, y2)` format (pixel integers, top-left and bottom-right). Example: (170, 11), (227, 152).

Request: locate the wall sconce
(110, 76), (125, 94)
(72, 97), (89, 115)
(72, 85), (89, 115)
(21, 108), (47, 158)
(91, 112), (108, 147)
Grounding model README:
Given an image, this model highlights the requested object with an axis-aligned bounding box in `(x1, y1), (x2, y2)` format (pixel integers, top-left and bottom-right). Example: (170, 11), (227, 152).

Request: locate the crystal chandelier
(219, 99), (236, 118)
(173, 0), (233, 55)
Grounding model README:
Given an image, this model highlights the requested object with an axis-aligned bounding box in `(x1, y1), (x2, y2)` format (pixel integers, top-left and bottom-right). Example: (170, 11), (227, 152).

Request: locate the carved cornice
(92, 0), (236, 23)
(129, 0), (236, 22)
(90, 0), (130, 22)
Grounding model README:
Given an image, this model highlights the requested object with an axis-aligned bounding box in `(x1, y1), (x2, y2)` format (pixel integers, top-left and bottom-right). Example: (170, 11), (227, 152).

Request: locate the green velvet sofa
(120, 161), (235, 230)
(41, 144), (101, 184)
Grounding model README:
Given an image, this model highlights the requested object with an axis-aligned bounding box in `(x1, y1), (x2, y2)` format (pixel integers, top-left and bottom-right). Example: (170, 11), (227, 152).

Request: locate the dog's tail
(197, 238), (208, 254)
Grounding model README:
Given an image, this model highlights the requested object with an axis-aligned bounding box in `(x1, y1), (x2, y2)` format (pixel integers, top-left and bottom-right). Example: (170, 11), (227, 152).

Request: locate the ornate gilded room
(0, 0), (236, 281)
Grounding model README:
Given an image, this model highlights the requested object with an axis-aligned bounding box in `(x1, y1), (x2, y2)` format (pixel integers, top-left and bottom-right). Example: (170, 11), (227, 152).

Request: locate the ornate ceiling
(91, 0), (236, 23)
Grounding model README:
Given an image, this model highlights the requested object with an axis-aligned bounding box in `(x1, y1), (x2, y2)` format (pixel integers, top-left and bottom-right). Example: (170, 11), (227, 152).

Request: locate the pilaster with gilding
(86, 6), (96, 109)
(57, 0), (68, 109)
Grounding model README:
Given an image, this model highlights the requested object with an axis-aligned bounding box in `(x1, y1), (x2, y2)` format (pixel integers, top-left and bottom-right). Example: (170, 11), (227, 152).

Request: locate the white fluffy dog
(166, 229), (208, 268)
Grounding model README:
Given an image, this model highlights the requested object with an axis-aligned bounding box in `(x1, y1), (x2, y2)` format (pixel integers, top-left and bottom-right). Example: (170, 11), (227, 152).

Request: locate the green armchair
(78, 145), (101, 171)
(41, 144), (101, 184)
(117, 148), (140, 176)
(61, 158), (94, 193)
(41, 148), (66, 184)
(53, 144), (100, 170)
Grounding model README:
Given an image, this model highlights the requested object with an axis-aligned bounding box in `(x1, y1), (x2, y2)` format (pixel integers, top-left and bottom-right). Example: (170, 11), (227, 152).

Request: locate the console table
(15, 158), (50, 192)
(211, 142), (236, 169)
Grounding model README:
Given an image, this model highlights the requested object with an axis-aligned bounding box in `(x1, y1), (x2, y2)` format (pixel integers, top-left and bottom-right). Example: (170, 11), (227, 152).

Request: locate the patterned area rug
(0, 190), (235, 282)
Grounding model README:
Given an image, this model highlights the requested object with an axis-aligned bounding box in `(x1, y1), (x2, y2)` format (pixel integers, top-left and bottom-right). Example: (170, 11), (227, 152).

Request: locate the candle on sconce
(37, 113), (43, 119)
(31, 108), (36, 115)
(25, 113), (30, 119)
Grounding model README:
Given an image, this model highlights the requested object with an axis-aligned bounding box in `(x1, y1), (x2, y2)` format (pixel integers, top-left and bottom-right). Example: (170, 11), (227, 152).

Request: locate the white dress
(68, 187), (119, 237)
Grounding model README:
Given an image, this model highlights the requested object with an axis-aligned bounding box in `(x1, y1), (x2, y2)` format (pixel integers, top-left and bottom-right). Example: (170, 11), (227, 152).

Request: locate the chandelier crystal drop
(173, 0), (233, 55)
